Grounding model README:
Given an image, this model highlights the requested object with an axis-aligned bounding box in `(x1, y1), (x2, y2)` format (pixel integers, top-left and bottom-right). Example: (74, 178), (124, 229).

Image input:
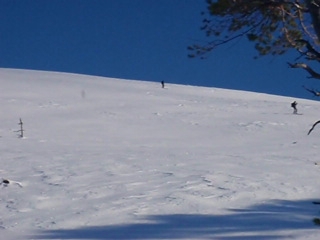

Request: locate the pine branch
(287, 62), (320, 79)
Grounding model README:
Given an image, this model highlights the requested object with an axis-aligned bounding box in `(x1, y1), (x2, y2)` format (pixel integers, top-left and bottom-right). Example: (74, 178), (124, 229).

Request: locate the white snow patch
(0, 68), (320, 239)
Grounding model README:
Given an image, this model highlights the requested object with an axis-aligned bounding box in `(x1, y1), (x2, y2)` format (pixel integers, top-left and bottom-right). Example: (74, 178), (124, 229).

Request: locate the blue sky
(0, 0), (318, 100)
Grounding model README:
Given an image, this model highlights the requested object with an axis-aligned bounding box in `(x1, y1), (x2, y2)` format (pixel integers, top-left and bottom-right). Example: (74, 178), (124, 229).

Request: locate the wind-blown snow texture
(1, 68), (320, 239)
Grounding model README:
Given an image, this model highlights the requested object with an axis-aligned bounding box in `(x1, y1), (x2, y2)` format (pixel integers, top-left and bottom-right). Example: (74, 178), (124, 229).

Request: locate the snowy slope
(1, 68), (320, 239)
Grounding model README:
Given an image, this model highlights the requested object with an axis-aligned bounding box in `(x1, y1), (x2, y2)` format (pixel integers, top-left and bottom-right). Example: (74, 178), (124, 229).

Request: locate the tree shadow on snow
(32, 199), (320, 239)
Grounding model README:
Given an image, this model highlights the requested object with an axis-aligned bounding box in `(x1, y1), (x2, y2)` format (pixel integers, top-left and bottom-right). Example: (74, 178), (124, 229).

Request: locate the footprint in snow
(1, 179), (23, 188)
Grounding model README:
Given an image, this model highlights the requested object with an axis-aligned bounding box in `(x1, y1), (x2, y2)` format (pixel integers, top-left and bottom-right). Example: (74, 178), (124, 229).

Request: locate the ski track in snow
(0, 69), (320, 239)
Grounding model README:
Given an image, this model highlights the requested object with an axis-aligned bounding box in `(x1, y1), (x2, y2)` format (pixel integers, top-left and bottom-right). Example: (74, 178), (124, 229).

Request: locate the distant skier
(291, 101), (298, 114)
(161, 81), (165, 88)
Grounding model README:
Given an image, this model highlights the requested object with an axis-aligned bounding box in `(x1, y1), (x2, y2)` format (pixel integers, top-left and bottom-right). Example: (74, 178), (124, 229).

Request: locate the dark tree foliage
(189, 0), (320, 91)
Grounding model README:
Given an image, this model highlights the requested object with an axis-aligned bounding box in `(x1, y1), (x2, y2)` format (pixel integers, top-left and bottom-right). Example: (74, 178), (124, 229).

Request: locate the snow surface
(1, 68), (320, 239)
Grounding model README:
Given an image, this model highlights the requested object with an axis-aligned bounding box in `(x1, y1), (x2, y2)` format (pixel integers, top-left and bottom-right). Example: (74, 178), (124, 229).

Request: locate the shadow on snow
(31, 199), (320, 239)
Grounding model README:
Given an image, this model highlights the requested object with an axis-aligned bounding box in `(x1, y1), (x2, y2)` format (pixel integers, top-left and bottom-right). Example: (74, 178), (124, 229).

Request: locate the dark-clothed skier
(291, 101), (298, 114)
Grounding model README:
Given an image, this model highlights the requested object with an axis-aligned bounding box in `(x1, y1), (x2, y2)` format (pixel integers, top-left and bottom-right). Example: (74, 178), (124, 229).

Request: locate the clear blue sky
(0, 0), (318, 100)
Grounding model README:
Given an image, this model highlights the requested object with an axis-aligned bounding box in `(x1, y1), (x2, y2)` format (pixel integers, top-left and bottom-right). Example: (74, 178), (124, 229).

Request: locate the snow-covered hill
(1, 68), (320, 239)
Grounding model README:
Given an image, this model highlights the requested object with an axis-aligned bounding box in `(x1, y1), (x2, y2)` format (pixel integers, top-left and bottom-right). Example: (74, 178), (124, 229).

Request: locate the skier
(291, 101), (298, 114)
(161, 81), (165, 88)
